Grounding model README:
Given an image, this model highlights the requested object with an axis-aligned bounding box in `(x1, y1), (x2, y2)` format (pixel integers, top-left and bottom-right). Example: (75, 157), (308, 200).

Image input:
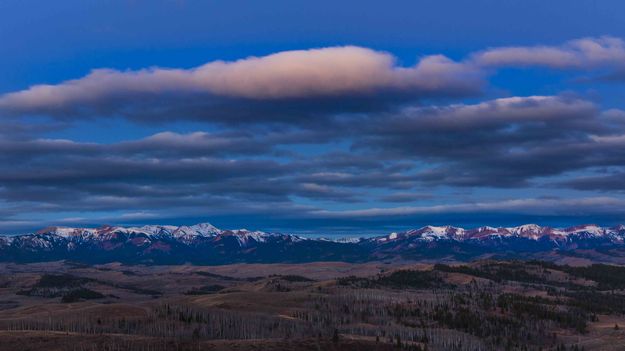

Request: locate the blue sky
(2, 0), (625, 235)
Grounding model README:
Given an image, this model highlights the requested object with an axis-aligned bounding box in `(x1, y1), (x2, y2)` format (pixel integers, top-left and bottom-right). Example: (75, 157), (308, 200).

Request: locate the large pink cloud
(0, 46), (480, 117)
(2, 38), (624, 123)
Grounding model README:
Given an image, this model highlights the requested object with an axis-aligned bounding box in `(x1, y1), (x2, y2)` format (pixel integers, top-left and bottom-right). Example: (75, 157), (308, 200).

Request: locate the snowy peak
(505, 224), (559, 239)
(388, 224), (625, 242)
(131, 225), (178, 236)
(172, 223), (222, 239)
(36, 226), (97, 238)
(219, 229), (277, 246)
(508, 224), (543, 235)
(564, 224), (604, 236)
(412, 226), (459, 241)
(34, 223), (222, 240)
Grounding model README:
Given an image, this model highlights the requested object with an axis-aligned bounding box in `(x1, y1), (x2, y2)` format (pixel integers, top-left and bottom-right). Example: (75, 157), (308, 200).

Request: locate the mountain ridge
(11, 222), (625, 240)
(2, 222), (625, 264)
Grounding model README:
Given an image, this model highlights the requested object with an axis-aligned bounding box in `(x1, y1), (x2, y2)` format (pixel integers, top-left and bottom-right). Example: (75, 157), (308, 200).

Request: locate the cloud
(0, 46), (481, 123)
(3, 37), (625, 128)
(3, 39), (625, 233)
(353, 96), (625, 187)
(311, 197), (625, 218)
(473, 36), (625, 70)
(0, 129), (339, 162)
(378, 192), (433, 203)
(2, 94), (625, 232)
(557, 171), (625, 191)
(0, 129), (374, 227)
(3, 37), (625, 126)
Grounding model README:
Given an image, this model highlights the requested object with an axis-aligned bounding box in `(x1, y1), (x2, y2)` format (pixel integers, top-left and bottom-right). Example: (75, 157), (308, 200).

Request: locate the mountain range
(2, 223), (625, 264)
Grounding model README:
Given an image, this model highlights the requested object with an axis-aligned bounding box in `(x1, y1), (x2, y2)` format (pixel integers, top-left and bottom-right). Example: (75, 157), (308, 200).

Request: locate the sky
(2, 0), (625, 235)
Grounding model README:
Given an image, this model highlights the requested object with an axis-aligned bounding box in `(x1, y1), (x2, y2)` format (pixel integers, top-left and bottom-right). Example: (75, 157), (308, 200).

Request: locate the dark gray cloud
(354, 96), (625, 187)
(0, 129), (372, 225)
(3, 94), (625, 232)
(378, 192), (433, 203)
(556, 169), (625, 191)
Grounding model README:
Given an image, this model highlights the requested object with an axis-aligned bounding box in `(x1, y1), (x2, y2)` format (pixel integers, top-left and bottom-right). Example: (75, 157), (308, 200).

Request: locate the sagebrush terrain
(1, 260), (624, 350)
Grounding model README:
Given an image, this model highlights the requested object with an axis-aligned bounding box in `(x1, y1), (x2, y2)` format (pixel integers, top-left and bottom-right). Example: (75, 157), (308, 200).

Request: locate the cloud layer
(2, 37), (625, 232)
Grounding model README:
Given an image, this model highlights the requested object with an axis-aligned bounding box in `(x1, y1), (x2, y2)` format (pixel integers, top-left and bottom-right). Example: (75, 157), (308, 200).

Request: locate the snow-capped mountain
(371, 223), (625, 243)
(25, 223), (290, 250)
(1, 223), (625, 264)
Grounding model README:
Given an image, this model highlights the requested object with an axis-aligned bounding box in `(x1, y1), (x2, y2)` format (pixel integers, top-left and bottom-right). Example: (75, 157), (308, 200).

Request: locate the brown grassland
(0, 260), (624, 350)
